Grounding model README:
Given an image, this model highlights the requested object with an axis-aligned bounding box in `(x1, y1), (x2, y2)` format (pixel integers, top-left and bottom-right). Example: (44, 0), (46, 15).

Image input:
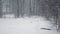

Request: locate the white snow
(0, 16), (59, 34)
(2, 14), (15, 18)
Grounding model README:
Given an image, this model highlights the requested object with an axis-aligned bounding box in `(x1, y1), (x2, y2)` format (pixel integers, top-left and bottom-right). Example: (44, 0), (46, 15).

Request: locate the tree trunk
(0, 0), (2, 18)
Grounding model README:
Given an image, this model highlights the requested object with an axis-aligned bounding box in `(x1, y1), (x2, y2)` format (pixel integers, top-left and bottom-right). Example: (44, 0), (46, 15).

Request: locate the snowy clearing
(0, 16), (59, 34)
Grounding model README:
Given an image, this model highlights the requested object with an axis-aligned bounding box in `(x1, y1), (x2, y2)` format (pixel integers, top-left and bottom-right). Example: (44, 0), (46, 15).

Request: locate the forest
(0, 0), (60, 31)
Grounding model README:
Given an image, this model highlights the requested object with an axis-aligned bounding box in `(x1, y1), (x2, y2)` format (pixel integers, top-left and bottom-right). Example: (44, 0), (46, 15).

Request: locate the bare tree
(0, 0), (2, 18)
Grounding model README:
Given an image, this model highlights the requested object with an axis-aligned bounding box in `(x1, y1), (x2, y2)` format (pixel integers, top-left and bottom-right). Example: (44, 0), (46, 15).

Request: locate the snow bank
(0, 16), (59, 34)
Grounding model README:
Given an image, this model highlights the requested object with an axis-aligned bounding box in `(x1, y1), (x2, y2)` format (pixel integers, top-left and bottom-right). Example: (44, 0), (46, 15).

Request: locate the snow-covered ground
(0, 16), (59, 34)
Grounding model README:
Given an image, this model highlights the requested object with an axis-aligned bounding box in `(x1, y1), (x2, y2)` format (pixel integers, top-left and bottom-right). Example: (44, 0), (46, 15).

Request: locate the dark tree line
(0, 0), (60, 18)
(0, 0), (49, 17)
